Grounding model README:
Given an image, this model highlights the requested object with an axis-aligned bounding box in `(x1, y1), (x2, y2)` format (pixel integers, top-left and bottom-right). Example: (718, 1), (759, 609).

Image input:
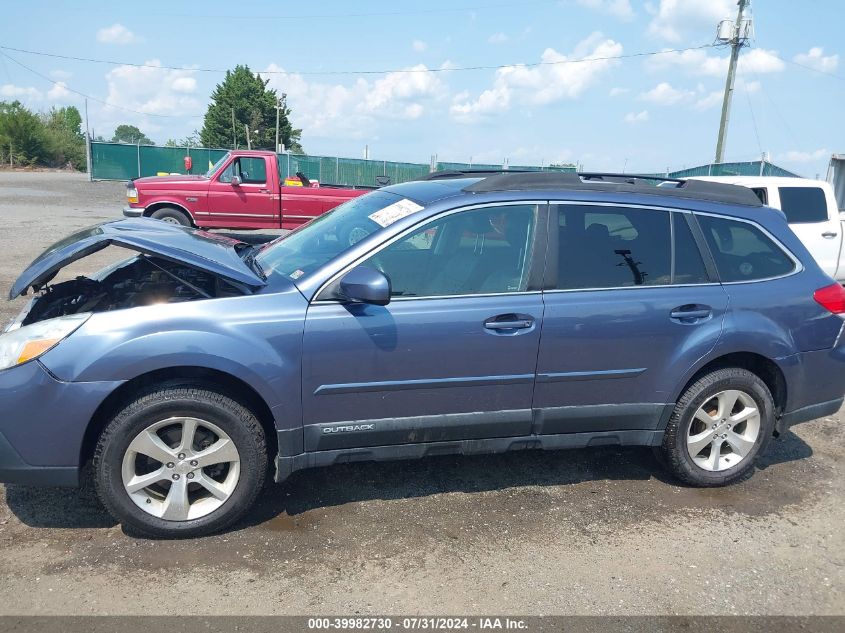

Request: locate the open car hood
(9, 218), (266, 299)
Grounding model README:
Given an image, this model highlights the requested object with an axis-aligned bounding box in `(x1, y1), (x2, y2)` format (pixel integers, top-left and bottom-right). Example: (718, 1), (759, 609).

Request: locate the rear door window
(696, 215), (795, 282)
(556, 206), (671, 289)
(778, 187), (828, 223)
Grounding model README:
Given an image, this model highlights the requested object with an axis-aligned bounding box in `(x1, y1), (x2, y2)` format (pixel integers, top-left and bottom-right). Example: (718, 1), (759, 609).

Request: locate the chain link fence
(90, 141), (578, 186)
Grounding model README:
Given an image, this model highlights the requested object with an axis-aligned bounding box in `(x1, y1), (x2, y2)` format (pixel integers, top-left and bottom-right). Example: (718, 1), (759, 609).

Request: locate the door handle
(259, 188), (271, 194)
(484, 314), (534, 330)
(822, 231), (838, 238)
(484, 320), (533, 330)
(670, 305), (712, 322)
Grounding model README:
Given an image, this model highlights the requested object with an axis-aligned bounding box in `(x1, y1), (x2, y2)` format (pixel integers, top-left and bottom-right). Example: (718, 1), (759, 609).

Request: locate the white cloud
(740, 49), (785, 74)
(609, 87), (629, 96)
(577, 0), (634, 20)
(779, 148), (828, 163)
(451, 32), (623, 121)
(647, 47), (784, 76)
(488, 32), (509, 44)
(0, 84), (42, 99)
(170, 77), (197, 93)
(96, 23), (142, 45)
(50, 69), (72, 81)
(104, 60), (199, 116)
(624, 110), (649, 124)
(691, 79), (758, 111)
(647, 0), (733, 42)
(412, 40), (428, 53)
(793, 47), (839, 73)
(46, 82), (74, 101)
(264, 63), (446, 139)
(692, 90), (722, 111)
(0, 82), (77, 105)
(638, 81), (695, 105)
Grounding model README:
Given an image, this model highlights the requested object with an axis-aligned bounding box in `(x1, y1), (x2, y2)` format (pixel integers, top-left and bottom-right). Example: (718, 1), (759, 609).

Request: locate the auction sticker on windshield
(368, 199), (424, 227)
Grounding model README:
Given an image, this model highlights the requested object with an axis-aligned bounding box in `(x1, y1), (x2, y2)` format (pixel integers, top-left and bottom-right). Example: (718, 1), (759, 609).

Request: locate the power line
(0, 50), (204, 118)
(743, 80), (763, 155)
(776, 54), (845, 82)
(0, 43), (721, 76)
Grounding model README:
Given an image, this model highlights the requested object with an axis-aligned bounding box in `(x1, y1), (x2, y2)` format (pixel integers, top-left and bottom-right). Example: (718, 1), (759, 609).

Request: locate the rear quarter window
(697, 215), (796, 282)
(778, 187), (828, 223)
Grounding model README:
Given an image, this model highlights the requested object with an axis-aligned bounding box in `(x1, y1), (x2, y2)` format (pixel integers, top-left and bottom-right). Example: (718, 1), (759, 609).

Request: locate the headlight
(0, 313), (90, 371)
(127, 186), (138, 204)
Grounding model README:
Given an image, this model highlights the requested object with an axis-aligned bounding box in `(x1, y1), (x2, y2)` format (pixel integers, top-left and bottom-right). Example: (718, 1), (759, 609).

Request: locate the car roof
(387, 171), (763, 209)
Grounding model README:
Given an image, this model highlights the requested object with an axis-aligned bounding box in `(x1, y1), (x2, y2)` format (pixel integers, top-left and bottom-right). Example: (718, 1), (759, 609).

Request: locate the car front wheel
(94, 387), (267, 538)
(149, 207), (192, 226)
(660, 367), (775, 487)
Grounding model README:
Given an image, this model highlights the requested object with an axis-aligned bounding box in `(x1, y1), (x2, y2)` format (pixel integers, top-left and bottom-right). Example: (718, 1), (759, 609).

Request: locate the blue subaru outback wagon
(1, 171), (843, 537)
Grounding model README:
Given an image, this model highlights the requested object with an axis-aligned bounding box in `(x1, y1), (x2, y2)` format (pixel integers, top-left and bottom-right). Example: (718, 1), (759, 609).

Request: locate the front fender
(39, 292), (307, 432)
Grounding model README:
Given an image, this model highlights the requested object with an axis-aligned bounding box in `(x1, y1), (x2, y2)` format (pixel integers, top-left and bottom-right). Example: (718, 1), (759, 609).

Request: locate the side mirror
(230, 175), (242, 186)
(338, 266), (391, 306)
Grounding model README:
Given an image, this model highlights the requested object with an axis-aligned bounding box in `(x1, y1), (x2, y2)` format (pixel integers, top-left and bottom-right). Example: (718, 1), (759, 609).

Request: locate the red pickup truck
(123, 150), (369, 232)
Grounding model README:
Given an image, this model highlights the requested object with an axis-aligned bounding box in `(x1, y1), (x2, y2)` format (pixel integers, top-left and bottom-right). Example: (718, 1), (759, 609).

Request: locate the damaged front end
(11, 256), (245, 329)
(7, 218), (268, 330)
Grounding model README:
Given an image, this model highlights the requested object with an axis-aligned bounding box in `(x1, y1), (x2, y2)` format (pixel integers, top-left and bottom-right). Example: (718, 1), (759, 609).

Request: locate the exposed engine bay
(21, 256), (243, 326)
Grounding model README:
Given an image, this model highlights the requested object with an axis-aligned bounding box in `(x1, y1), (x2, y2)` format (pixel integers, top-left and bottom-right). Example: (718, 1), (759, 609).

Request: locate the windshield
(206, 152), (231, 178)
(256, 190), (423, 280)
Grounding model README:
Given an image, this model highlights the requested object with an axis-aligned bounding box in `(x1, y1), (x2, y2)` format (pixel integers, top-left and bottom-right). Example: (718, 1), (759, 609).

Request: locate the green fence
(93, 142), (796, 185)
(90, 141), (578, 186)
(90, 142), (230, 180)
(668, 160), (800, 178)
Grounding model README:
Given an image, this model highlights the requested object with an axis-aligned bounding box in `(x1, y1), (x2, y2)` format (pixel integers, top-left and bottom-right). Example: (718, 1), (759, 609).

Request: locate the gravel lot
(0, 170), (842, 616)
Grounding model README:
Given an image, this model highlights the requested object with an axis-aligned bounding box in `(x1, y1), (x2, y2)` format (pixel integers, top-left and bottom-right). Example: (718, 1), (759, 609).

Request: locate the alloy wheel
(121, 417), (241, 521)
(686, 389), (761, 472)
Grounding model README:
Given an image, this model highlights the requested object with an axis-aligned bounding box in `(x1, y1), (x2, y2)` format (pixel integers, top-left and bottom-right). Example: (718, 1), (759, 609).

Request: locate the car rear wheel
(660, 368), (775, 487)
(149, 207), (192, 227)
(94, 387), (267, 537)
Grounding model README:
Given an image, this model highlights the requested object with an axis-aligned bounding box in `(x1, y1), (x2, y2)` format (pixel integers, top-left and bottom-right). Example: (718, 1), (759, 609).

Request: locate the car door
(770, 185), (840, 277)
(534, 203), (729, 436)
(207, 156), (277, 227)
(300, 202), (547, 452)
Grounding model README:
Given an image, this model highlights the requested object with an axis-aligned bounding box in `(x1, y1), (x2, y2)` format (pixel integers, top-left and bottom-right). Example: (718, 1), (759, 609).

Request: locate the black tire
(149, 206), (192, 227)
(94, 387), (267, 538)
(660, 368), (775, 487)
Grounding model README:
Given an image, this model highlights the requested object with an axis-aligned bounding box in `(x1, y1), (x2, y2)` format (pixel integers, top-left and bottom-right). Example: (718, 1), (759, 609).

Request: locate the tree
(200, 65), (302, 152)
(0, 100), (47, 166)
(41, 106), (86, 169)
(112, 124), (154, 145)
(165, 131), (201, 148)
(46, 106), (82, 138)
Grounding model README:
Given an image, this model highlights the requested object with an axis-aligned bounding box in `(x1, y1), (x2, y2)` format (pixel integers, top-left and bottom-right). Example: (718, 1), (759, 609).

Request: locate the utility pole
(231, 108), (237, 149)
(244, 124), (252, 150)
(84, 98), (92, 180)
(714, 0), (751, 163)
(275, 93), (287, 154)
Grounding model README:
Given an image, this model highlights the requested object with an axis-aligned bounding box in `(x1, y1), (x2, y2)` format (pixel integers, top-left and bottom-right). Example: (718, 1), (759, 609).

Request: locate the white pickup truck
(692, 176), (845, 283)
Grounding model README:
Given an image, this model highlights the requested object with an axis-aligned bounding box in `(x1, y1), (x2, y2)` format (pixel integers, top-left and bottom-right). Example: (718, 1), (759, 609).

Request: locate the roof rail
(422, 168), (541, 181)
(461, 171), (763, 207)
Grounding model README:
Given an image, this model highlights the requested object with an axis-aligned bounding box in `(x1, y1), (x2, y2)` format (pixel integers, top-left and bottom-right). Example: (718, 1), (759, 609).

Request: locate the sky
(0, 0), (842, 177)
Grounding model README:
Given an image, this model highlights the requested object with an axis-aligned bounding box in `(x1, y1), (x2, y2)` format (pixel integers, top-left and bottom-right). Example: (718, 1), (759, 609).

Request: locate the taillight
(813, 283), (845, 314)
